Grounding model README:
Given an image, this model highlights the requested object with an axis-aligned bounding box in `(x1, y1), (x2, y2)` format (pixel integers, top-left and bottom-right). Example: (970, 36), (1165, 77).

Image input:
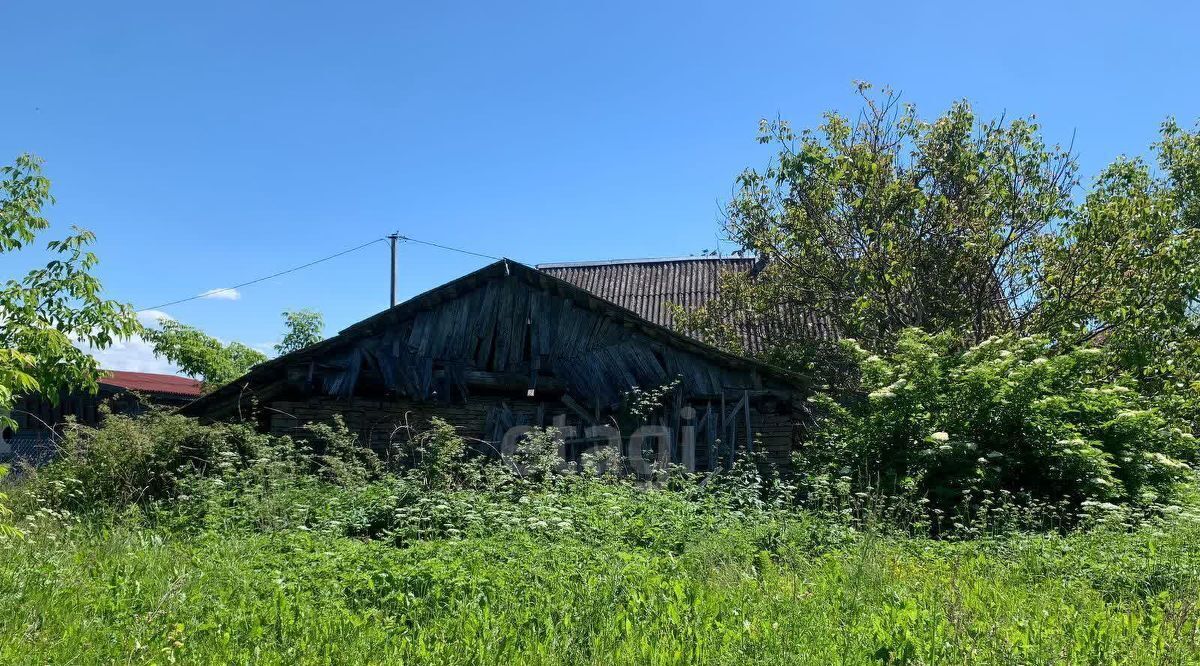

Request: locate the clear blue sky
(3, 1), (1199, 372)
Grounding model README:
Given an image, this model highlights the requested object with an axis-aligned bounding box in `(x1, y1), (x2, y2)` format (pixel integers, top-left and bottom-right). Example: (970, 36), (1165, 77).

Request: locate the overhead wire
(394, 233), (504, 261)
(140, 237), (388, 311)
(139, 233), (508, 312)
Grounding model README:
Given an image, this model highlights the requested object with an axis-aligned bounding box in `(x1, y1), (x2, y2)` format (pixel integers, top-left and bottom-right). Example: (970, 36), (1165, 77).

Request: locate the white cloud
(136, 309), (174, 325)
(199, 288), (241, 301)
(82, 334), (182, 374)
(72, 308), (182, 375)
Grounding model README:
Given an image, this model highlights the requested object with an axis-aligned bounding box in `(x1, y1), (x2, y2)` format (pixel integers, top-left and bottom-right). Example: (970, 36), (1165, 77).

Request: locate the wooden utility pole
(388, 233), (400, 307)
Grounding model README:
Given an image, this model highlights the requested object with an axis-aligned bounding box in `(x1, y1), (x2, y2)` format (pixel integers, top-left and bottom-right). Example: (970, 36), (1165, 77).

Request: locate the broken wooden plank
(560, 393), (597, 426)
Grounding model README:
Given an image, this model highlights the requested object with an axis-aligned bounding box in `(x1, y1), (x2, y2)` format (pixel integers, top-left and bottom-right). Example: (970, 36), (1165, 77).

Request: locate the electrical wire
(394, 233), (503, 261)
(141, 237), (388, 311)
(140, 233), (507, 312)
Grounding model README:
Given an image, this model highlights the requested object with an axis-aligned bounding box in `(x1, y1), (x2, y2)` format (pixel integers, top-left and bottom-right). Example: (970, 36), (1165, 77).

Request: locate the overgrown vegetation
(804, 331), (1198, 535)
(3, 414), (1200, 663)
(668, 84), (1200, 537)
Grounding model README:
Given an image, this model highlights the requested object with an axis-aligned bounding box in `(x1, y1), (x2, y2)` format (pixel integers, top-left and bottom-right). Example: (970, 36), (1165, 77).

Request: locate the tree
(1034, 120), (1200, 397)
(147, 320), (267, 388)
(1, 154), (139, 430)
(680, 85), (1200, 431)
(275, 309), (324, 355)
(678, 84), (1076, 359)
(148, 309), (324, 389)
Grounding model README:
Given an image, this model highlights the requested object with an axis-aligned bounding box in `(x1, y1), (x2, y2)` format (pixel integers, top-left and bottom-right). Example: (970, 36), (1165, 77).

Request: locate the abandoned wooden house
(182, 257), (813, 470)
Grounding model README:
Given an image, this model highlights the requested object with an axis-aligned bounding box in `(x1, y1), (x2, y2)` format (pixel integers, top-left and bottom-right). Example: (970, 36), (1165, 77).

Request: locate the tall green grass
(2, 413), (1198, 664)
(3, 494), (1199, 664)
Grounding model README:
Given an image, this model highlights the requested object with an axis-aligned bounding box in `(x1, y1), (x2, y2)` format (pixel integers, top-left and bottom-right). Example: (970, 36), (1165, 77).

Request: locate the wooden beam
(560, 393), (597, 425)
(743, 389), (752, 453)
(461, 370), (565, 393)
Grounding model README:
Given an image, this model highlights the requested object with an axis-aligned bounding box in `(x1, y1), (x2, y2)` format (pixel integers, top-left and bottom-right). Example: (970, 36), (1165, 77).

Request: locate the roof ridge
(536, 255), (754, 269)
(103, 369), (194, 378)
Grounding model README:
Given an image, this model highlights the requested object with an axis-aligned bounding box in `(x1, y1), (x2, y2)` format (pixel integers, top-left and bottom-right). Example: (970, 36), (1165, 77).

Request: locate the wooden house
(182, 258), (812, 470)
(2, 371), (203, 464)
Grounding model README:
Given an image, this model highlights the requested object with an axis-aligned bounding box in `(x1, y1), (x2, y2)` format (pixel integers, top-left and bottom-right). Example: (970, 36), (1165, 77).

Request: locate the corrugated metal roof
(537, 256), (836, 353)
(100, 371), (203, 398)
(536, 257), (754, 329)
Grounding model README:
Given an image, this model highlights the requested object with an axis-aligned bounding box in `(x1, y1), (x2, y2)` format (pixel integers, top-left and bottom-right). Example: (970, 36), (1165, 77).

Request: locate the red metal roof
(99, 370), (203, 398)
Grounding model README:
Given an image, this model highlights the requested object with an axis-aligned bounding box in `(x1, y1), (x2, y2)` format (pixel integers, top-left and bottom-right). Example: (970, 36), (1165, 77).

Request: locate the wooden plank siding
(312, 275), (772, 407)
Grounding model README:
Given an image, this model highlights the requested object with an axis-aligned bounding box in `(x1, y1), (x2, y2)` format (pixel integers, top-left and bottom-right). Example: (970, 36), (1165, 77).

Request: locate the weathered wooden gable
(309, 270), (771, 408)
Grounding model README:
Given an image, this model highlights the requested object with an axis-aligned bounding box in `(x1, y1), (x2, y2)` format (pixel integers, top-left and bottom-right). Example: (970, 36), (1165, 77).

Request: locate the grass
(2, 486), (1199, 664)
(2, 413), (1198, 664)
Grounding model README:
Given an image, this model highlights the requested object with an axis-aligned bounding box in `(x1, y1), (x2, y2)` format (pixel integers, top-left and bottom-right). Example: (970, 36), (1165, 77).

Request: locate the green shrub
(509, 426), (568, 480)
(20, 411), (381, 520)
(402, 416), (469, 489)
(23, 410), (232, 510)
(804, 329), (1199, 530)
(293, 415), (381, 485)
(0, 465), (21, 540)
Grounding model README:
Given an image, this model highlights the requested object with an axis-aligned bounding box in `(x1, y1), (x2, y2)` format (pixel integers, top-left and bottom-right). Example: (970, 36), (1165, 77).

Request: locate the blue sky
(3, 1), (1199, 373)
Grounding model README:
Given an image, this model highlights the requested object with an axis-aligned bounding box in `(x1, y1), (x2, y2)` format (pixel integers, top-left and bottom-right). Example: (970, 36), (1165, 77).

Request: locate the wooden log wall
(267, 394), (797, 469)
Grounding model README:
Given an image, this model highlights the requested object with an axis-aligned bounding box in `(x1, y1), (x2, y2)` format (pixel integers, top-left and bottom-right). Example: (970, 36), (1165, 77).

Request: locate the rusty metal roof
(100, 370), (203, 398)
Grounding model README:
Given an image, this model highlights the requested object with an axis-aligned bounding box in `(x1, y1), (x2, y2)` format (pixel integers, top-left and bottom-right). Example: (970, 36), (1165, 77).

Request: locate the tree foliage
(0, 154), (139, 429)
(679, 84), (1200, 406)
(147, 320), (268, 388)
(1034, 121), (1200, 395)
(149, 309), (325, 388)
(275, 309), (324, 355)
(680, 84), (1076, 356)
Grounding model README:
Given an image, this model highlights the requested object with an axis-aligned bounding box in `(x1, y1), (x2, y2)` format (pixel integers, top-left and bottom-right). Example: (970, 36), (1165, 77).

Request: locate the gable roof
(100, 370), (203, 398)
(538, 256), (837, 353)
(182, 259), (808, 416)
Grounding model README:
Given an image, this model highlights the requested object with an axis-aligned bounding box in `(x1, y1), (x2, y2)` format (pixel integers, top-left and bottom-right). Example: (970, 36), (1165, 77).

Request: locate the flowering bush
(803, 329), (1199, 526)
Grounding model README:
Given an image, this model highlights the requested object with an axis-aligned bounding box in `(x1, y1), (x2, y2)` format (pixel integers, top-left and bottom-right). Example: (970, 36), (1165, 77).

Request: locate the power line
(395, 233), (503, 261)
(141, 237), (388, 311)
(139, 233), (507, 312)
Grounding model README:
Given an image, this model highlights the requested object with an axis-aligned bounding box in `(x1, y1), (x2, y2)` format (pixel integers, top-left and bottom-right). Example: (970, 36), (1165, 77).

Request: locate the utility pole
(388, 233), (400, 307)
